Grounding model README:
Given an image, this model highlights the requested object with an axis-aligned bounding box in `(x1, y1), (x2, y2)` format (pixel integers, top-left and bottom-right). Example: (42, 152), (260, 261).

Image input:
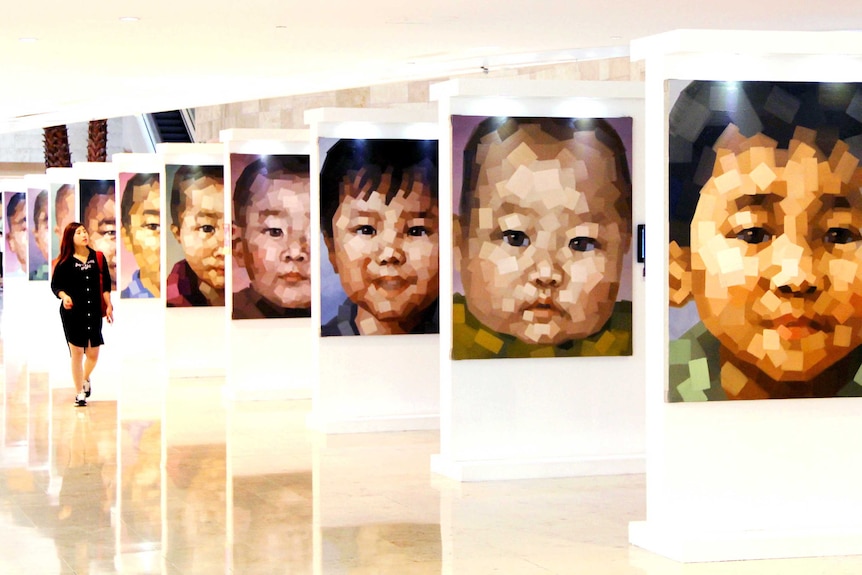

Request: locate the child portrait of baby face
(172, 175), (226, 292)
(81, 182), (118, 289)
(236, 172), (311, 309)
(33, 190), (49, 261)
(458, 121), (632, 347)
(668, 80), (862, 401)
(122, 176), (161, 296)
(52, 184), (75, 260)
(681, 132), (862, 386)
(6, 192), (28, 270)
(327, 165), (439, 335)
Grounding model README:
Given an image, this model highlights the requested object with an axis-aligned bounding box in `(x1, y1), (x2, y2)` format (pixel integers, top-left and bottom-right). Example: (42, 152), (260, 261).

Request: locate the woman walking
(51, 222), (114, 406)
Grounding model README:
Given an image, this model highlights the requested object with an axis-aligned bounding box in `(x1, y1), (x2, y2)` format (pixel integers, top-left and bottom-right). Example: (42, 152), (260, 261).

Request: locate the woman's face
(73, 225), (89, 249)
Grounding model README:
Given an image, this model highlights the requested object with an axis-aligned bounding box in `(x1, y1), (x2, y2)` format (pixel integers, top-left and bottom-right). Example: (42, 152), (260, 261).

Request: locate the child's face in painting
(685, 137), (862, 384)
(123, 180), (161, 294)
(459, 125), (630, 346)
(54, 188), (74, 245)
(34, 195), (49, 260)
(83, 189), (117, 288)
(172, 176), (225, 291)
(327, 167), (439, 333)
(236, 173), (311, 309)
(7, 199), (28, 267)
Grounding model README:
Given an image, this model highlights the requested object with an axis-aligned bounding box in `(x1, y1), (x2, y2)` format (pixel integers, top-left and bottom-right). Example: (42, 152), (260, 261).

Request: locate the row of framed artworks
(4, 118), (634, 352)
(4, 79), (862, 404)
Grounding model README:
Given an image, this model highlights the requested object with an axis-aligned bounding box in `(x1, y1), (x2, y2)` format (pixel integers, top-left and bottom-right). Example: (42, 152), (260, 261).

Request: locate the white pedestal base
(629, 520), (862, 563)
(222, 382), (310, 402)
(431, 453), (644, 482)
(305, 413), (439, 434)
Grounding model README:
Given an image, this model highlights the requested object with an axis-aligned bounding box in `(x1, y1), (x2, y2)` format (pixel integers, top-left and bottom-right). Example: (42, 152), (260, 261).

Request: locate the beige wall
(195, 56), (644, 142)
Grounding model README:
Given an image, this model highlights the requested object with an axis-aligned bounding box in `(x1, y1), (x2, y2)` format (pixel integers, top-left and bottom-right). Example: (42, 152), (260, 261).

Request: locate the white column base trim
(430, 453), (644, 482)
(629, 520), (862, 563)
(305, 413), (439, 434)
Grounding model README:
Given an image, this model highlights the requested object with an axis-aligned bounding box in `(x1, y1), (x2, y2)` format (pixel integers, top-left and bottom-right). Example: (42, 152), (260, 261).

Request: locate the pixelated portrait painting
(230, 153), (311, 320)
(5, 190), (28, 279)
(119, 172), (161, 299)
(79, 179), (118, 291)
(319, 138), (439, 337)
(451, 115), (634, 360)
(667, 80), (862, 401)
(50, 182), (76, 272)
(165, 164), (226, 307)
(27, 187), (49, 281)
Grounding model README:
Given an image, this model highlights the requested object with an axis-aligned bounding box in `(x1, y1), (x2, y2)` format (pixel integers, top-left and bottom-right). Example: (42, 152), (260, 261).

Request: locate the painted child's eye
(407, 226), (428, 237)
(735, 227), (772, 244)
(200, 225), (216, 234)
(569, 237), (599, 252)
(264, 228), (284, 239)
(502, 230), (530, 247)
(355, 225), (376, 236)
(824, 227), (860, 245)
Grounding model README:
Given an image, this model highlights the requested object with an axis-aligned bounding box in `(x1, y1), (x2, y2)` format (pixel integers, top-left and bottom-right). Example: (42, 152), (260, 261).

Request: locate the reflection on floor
(4, 346), (862, 573)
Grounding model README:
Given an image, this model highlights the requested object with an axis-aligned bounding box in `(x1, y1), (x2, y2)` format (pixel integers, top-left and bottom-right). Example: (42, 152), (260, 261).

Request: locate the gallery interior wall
(194, 57), (644, 142)
(0, 57), (642, 170)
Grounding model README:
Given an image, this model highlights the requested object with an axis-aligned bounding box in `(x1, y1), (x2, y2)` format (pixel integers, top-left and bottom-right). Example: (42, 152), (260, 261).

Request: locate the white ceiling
(1, 0), (860, 133)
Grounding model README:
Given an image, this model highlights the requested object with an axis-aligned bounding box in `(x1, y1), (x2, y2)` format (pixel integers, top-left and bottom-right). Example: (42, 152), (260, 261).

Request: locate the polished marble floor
(4, 307), (862, 572)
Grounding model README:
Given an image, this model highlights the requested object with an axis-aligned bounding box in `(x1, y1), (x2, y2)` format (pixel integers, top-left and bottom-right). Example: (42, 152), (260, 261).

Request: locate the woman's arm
(51, 264), (73, 309)
(102, 290), (113, 323)
(50, 260), (69, 301)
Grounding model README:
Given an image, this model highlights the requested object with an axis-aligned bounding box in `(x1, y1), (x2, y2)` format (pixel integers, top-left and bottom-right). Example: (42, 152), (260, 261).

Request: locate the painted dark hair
(54, 221), (86, 271)
(121, 173), (159, 230)
(6, 192), (25, 221)
(79, 179), (115, 224)
(668, 80), (862, 246)
(459, 116), (632, 240)
(319, 139), (438, 238)
(233, 155), (309, 226)
(170, 165), (224, 227)
(33, 190), (48, 227)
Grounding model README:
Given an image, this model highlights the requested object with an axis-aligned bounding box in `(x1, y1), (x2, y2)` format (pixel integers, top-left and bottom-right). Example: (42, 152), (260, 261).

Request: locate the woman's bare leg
(83, 345), (100, 383)
(68, 343), (85, 394)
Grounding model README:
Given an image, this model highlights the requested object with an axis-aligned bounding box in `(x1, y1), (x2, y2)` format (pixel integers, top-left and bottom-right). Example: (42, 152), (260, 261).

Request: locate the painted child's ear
(452, 215), (462, 274)
(231, 223), (245, 269)
(323, 235), (338, 273)
(669, 240), (693, 307)
(170, 224), (181, 243)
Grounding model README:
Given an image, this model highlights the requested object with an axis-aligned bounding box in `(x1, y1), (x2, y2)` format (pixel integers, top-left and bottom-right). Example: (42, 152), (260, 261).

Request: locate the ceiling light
(119, 16), (140, 23)
(18, 37), (37, 43)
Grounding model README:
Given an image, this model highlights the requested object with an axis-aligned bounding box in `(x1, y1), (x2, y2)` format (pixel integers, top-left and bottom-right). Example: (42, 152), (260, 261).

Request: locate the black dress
(50, 249), (111, 347)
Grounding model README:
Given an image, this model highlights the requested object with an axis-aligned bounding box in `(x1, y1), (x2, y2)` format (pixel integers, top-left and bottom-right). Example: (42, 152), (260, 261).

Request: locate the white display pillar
(628, 30), (862, 562)
(111, 153), (168, 401)
(156, 144), (227, 379)
(71, 161), (122, 400)
(219, 129), (313, 401)
(21, 174), (57, 373)
(2, 179), (41, 379)
(429, 79), (647, 481)
(43, 168), (79, 386)
(304, 108), (440, 433)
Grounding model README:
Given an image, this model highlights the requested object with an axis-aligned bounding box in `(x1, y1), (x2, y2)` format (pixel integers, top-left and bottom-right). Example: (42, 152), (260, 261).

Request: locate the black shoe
(83, 379), (91, 398)
(74, 393), (87, 407)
